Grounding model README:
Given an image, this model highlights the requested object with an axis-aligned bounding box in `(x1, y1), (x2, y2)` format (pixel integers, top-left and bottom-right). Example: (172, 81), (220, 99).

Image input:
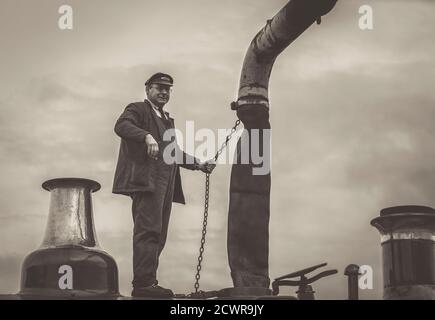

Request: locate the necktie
(157, 106), (171, 128)
(157, 106), (166, 120)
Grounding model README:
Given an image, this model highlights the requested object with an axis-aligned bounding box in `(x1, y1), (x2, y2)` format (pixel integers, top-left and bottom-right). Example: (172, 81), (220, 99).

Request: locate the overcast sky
(1, 0), (435, 299)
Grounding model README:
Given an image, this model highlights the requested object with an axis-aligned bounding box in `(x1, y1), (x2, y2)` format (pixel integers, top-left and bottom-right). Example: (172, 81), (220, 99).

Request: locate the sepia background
(1, 0), (434, 299)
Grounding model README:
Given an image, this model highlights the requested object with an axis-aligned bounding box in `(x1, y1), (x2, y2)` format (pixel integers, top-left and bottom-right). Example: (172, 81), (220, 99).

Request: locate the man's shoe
(132, 284), (174, 298)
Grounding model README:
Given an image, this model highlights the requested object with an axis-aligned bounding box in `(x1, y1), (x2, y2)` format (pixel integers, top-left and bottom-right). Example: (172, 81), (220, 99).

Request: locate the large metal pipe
(228, 0), (337, 289)
(233, 0), (338, 128)
(19, 178), (119, 298)
(371, 205), (435, 300)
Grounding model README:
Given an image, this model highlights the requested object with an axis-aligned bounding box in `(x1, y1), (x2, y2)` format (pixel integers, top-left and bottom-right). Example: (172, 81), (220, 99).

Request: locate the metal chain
(214, 119), (241, 162)
(192, 119), (241, 294)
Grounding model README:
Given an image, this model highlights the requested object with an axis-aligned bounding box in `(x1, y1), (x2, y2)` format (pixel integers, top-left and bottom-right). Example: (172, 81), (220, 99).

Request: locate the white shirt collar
(148, 100), (167, 119)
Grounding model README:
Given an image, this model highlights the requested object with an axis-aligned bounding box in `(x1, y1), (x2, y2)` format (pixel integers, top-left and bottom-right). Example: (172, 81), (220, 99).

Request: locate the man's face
(146, 83), (172, 107)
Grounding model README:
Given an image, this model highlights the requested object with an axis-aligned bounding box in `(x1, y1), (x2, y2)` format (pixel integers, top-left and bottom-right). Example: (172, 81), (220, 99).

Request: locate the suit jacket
(112, 100), (197, 204)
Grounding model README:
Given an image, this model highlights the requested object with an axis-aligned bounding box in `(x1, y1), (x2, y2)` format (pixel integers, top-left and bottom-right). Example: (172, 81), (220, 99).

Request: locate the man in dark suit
(113, 73), (215, 298)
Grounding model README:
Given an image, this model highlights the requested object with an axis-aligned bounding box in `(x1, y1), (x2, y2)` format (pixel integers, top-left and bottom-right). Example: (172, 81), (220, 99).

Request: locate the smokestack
(371, 205), (435, 300)
(19, 178), (119, 298)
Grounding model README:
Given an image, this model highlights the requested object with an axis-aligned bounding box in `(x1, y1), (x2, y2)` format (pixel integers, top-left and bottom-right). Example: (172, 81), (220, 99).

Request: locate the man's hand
(145, 134), (159, 159)
(197, 159), (216, 174)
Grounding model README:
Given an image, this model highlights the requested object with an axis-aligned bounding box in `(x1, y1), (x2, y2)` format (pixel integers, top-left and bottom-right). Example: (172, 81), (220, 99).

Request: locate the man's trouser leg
(130, 166), (175, 288)
(131, 164), (175, 287)
(131, 192), (163, 287)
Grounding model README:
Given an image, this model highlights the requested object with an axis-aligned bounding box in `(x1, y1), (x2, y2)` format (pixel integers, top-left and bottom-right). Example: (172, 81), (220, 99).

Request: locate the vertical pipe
(228, 0), (338, 289)
(344, 264), (360, 300)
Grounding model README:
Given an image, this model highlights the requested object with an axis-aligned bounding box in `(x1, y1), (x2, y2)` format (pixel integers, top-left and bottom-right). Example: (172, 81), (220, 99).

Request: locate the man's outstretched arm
(178, 148), (199, 170)
(177, 147), (216, 174)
